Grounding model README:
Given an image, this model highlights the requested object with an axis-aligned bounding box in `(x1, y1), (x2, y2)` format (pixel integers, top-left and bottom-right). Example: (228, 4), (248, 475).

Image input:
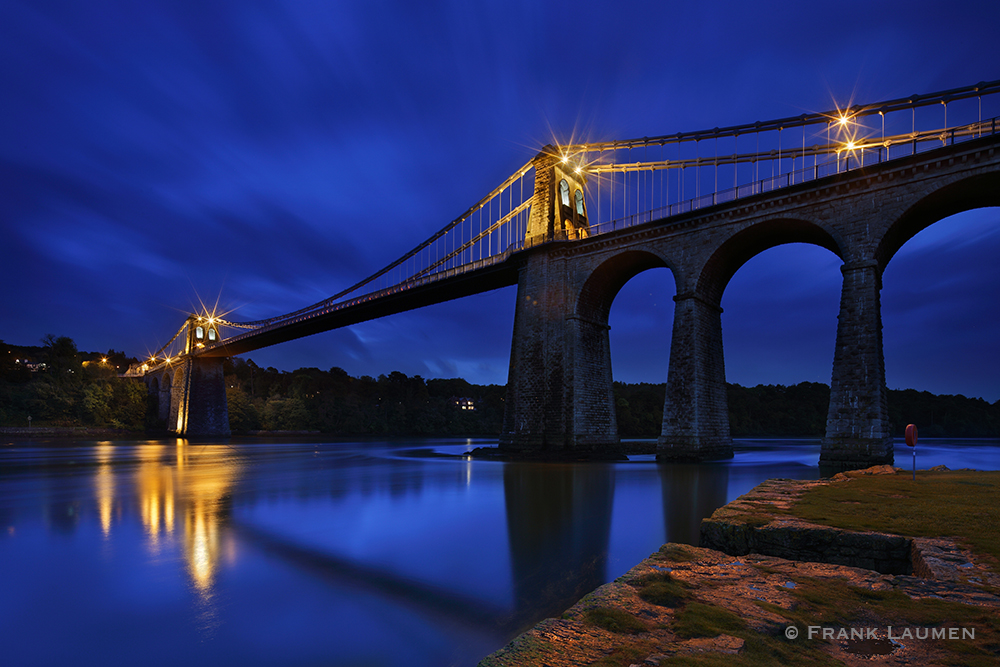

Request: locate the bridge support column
(500, 251), (620, 457)
(158, 376), (171, 421)
(168, 357), (231, 437)
(657, 293), (733, 461)
(821, 260), (893, 469)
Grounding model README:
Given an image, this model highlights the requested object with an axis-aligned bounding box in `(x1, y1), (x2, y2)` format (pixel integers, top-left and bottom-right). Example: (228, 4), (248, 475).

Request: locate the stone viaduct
(499, 133), (1000, 468)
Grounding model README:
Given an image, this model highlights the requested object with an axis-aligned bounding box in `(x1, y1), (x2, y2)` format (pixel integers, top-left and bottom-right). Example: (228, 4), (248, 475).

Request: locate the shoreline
(478, 466), (1000, 666)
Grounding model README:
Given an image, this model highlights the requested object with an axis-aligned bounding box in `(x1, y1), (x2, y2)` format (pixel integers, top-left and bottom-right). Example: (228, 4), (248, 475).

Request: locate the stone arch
(696, 217), (846, 306)
(875, 172), (1000, 272)
(575, 249), (680, 325)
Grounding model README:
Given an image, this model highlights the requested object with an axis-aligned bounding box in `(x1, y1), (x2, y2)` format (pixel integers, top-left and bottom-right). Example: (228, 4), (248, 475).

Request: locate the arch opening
(697, 218), (845, 307)
(720, 243), (843, 438)
(876, 172), (1000, 271)
(882, 207), (1000, 413)
(575, 250), (679, 441)
(576, 251), (678, 326)
(608, 267), (677, 437)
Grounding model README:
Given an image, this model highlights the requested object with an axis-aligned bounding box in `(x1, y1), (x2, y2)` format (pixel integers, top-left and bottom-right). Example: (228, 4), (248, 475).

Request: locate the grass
(791, 470), (1000, 574)
(673, 602), (747, 639)
(584, 606), (648, 634)
(656, 543), (697, 562)
(635, 572), (689, 608)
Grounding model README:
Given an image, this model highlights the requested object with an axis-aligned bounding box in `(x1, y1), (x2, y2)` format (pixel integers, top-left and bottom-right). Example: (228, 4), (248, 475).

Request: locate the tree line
(615, 381), (1000, 438)
(2, 337), (998, 438)
(0, 337), (147, 430)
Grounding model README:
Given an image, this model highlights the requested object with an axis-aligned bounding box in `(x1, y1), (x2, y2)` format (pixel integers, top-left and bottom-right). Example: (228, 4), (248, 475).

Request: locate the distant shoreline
(0, 426), (137, 438)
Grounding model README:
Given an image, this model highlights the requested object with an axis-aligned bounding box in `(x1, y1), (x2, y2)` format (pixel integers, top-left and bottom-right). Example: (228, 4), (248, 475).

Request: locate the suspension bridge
(131, 80), (1000, 468)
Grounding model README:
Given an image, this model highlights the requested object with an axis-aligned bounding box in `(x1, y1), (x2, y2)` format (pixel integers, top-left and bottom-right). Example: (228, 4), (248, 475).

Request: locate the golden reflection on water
(108, 440), (243, 602)
(95, 442), (115, 537)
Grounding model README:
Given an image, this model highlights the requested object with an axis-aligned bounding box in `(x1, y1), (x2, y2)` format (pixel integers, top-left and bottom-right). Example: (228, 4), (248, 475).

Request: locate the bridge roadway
(195, 256), (520, 358)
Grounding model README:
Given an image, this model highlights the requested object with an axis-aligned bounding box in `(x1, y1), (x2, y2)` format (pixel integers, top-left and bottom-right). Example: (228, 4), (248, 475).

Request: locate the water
(0, 436), (996, 666)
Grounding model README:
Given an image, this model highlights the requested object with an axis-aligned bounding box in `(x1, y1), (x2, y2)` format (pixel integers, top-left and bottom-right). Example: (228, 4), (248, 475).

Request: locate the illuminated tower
(524, 146), (590, 246)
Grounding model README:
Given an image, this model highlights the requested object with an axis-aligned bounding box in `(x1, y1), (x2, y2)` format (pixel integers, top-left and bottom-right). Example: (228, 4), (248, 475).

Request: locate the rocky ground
(479, 466), (1000, 666)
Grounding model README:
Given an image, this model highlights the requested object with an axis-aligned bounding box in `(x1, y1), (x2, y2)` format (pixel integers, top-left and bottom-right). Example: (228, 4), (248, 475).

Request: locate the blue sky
(2, 1), (998, 401)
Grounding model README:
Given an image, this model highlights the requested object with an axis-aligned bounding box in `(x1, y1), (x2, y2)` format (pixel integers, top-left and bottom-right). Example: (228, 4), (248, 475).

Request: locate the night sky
(3, 1), (998, 402)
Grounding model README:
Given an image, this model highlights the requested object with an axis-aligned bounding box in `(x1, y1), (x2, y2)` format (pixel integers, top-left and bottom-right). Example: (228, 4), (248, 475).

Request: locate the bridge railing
(586, 115), (1000, 236)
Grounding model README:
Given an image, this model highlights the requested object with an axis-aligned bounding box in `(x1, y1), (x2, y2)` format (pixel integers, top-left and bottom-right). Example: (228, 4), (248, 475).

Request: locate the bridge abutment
(168, 357), (231, 437)
(821, 260), (893, 469)
(657, 293), (733, 461)
(500, 251), (621, 456)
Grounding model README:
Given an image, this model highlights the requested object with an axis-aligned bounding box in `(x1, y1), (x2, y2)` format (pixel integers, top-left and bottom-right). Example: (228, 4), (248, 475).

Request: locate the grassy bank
(791, 470), (1000, 576)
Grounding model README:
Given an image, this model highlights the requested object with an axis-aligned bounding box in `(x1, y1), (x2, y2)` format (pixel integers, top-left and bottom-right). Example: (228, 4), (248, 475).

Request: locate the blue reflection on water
(0, 436), (996, 666)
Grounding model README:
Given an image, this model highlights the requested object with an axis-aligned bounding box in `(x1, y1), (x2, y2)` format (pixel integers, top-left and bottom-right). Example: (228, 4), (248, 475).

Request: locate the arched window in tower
(195, 326), (204, 340)
(559, 179), (570, 207)
(208, 328), (217, 342)
(575, 189), (585, 216)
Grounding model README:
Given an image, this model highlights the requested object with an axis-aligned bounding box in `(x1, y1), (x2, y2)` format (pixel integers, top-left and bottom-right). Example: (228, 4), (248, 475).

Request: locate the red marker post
(905, 424), (918, 481)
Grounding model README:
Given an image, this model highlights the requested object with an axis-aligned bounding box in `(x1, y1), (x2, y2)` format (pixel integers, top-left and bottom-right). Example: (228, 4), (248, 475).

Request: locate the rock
(677, 634), (745, 655)
(841, 464), (900, 477)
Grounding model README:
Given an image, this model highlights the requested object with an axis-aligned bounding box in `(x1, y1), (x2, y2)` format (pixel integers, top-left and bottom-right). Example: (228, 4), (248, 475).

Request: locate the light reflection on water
(0, 437), (996, 666)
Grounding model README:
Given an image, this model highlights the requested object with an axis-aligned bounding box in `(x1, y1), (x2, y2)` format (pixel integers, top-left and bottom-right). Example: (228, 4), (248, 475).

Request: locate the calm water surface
(1, 436), (997, 666)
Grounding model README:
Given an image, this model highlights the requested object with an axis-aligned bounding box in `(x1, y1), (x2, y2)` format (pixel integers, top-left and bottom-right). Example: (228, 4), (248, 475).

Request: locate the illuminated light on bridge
(130, 80), (1000, 466)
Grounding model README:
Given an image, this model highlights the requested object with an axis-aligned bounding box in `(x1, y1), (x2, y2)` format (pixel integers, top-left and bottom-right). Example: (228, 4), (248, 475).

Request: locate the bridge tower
(524, 147), (591, 245)
(500, 150), (619, 457)
(168, 315), (231, 437)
